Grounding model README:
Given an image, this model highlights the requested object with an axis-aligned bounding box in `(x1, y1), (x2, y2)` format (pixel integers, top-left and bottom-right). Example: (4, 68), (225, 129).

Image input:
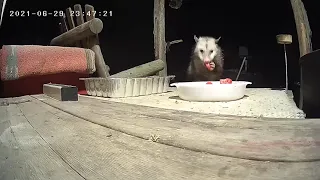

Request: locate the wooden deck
(1, 94), (320, 180)
(98, 88), (305, 119)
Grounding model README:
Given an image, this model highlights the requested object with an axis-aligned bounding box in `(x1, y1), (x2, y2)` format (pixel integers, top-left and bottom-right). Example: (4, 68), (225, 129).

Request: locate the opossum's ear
(194, 35), (199, 42)
(216, 36), (221, 43)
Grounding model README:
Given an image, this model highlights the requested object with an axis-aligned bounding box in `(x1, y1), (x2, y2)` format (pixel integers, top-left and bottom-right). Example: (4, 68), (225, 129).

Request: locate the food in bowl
(220, 78), (232, 84)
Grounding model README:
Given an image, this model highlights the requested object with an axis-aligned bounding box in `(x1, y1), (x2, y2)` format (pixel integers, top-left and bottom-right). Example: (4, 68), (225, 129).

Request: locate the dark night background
(0, 0), (318, 105)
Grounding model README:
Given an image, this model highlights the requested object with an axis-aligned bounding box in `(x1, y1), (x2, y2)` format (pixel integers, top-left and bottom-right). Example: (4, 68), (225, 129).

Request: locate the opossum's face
(194, 36), (220, 63)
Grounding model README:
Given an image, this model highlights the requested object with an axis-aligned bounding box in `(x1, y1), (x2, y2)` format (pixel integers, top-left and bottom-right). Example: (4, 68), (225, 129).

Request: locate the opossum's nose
(204, 58), (211, 63)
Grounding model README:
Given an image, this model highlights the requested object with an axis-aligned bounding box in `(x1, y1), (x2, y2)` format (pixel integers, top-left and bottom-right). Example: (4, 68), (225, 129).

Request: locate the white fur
(193, 35), (221, 63)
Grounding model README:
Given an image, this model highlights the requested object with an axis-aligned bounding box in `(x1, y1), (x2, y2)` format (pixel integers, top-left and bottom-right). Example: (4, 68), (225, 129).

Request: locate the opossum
(186, 35), (224, 81)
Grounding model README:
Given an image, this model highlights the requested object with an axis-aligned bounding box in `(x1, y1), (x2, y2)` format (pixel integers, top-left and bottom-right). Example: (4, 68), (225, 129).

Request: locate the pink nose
(204, 58), (210, 63)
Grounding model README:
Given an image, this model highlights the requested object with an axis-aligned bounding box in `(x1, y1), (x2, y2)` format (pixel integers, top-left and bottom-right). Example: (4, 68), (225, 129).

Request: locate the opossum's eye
(209, 50), (213, 53)
(200, 49), (204, 53)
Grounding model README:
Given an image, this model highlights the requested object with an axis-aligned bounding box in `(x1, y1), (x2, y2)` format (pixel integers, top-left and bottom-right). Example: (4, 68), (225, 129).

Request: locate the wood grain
(32, 94), (320, 162)
(0, 104), (83, 179)
(153, 0), (167, 76)
(5, 95), (318, 179)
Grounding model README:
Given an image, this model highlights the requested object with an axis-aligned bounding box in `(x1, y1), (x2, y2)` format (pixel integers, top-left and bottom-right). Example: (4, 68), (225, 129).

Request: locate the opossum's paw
(207, 62), (215, 71)
(204, 62), (215, 71)
(209, 62), (215, 68)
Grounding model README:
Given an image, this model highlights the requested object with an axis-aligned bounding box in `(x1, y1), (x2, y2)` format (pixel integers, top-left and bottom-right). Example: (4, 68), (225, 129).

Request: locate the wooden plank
(84, 4), (95, 48)
(0, 103), (83, 179)
(50, 18), (103, 46)
(65, 7), (81, 47)
(33, 94), (320, 162)
(65, 8), (76, 30)
(59, 14), (68, 33)
(15, 96), (320, 179)
(85, 4), (95, 22)
(80, 93), (306, 123)
(73, 4), (86, 47)
(73, 4), (85, 27)
(153, 0), (167, 76)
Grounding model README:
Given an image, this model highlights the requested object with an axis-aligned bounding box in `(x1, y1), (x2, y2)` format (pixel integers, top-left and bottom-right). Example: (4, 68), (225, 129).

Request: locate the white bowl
(170, 81), (252, 102)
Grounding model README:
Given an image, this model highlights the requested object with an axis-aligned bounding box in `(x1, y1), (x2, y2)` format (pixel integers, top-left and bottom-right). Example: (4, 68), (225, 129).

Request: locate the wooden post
(59, 14), (68, 33)
(73, 4), (86, 47)
(110, 59), (165, 78)
(91, 44), (110, 77)
(290, 0), (312, 57)
(84, 4), (95, 48)
(84, 4), (110, 77)
(65, 8), (76, 30)
(154, 0), (167, 76)
(65, 7), (81, 47)
(84, 4), (100, 49)
(290, 0), (312, 109)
